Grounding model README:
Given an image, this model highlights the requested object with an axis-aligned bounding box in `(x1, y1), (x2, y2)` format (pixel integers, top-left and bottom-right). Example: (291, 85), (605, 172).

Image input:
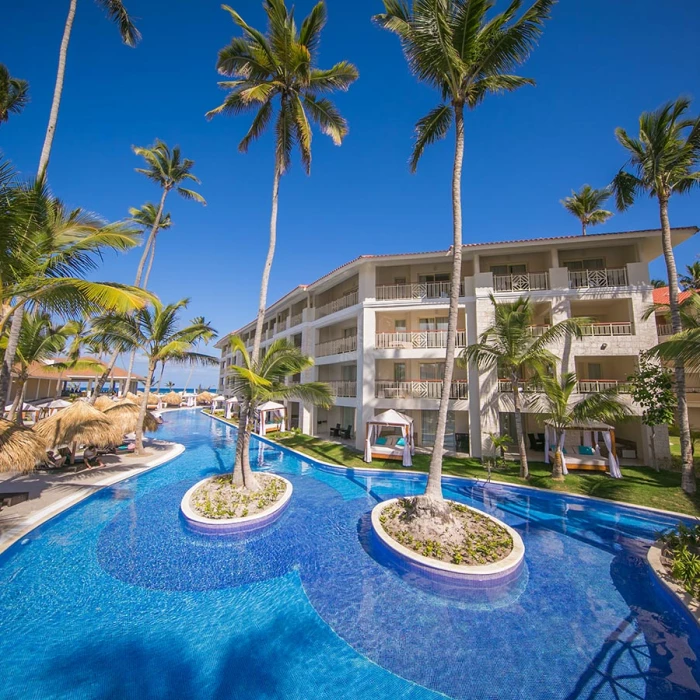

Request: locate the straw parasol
(197, 391), (214, 405)
(104, 401), (159, 435)
(94, 396), (116, 411)
(161, 391), (182, 406)
(34, 400), (123, 449)
(125, 392), (140, 402)
(0, 418), (48, 473)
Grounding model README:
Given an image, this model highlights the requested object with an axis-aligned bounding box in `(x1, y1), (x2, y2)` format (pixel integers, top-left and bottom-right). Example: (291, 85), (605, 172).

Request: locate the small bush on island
(379, 499), (513, 566)
(659, 523), (700, 599)
(191, 473), (286, 520)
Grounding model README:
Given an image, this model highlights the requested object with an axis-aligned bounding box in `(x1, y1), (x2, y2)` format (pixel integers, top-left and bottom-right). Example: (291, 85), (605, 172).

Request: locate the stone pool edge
(647, 542), (700, 627)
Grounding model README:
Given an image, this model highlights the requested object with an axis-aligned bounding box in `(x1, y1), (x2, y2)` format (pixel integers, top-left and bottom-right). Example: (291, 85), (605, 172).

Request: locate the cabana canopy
(224, 396), (238, 419)
(364, 410), (415, 466)
(34, 400), (123, 449)
(544, 419), (621, 479)
(211, 395), (226, 412)
(256, 401), (286, 435)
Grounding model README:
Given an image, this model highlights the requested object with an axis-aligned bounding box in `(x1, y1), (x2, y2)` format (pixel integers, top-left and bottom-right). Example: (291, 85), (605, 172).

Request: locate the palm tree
(91, 300), (218, 454)
(0, 64), (29, 125)
(375, 0), (555, 505)
(165, 381), (176, 391)
(462, 295), (584, 478)
(679, 262), (700, 290)
(611, 97), (700, 494)
(227, 336), (332, 490)
(560, 184), (613, 236)
(38, 0), (140, 177)
(207, 0), (358, 365)
(651, 279), (667, 289)
(0, 177), (154, 407)
(128, 203), (172, 289)
(536, 372), (630, 480)
(52, 318), (105, 400)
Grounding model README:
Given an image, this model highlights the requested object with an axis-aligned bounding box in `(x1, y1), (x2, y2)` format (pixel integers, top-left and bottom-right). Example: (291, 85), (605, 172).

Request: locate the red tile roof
(652, 286), (695, 305)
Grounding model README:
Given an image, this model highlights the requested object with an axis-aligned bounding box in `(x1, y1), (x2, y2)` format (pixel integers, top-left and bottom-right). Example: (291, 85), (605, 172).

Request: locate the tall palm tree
(128, 203), (172, 289)
(227, 336), (332, 490)
(0, 64), (29, 125)
(651, 279), (667, 289)
(611, 97), (700, 494)
(38, 0), (140, 177)
(679, 262), (700, 291)
(91, 300), (218, 454)
(375, 0), (555, 504)
(165, 381), (176, 391)
(463, 295), (583, 478)
(560, 184), (613, 236)
(536, 372), (630, 480)
(207, 0), (358, 365)
(0, 177), (154, 407)
(51, 318), (105, 400)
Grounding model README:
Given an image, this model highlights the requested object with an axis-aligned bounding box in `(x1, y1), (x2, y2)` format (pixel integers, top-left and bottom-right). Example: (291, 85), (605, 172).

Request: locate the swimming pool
(0, 409), (698, 699)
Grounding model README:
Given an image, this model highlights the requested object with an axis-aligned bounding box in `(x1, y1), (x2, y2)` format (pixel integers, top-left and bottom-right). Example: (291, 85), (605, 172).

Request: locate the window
(491, 264), (527, 276)
(394, 319), (407, 332)
(422, 410), (455, 449)
(419, 317), (448, 331)
(564, 258), (604, 271)
(394, 363), (406, 382)
(343, 327), (356, 339)
(342, 365), (356, 382)
(419, 273), (450, 283)
(587, 363), (602, 380)
(420, 362), (445, 381)
(394, 276), (407, 285)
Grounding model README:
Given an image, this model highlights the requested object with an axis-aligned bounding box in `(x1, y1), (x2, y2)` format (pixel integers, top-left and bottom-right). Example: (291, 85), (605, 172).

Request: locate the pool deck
(0, 438), (184, 555)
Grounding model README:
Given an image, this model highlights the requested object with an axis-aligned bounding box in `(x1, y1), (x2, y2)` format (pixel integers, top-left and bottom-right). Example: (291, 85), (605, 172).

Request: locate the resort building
(216, 226), (698, 465)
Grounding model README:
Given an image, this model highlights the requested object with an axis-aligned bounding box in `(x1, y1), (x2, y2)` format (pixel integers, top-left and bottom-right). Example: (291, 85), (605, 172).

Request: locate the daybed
(371, 434), (407, 461)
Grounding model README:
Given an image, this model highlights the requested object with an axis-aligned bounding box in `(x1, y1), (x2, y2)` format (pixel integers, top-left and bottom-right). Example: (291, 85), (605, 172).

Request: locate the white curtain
(280, 411), (286, 432)
(364, 424), (374, 462)
(558, 430), (568, 475)
(544, 425), (551, 464)
(225, 402), (232, 419)
(402, 425), (412, 467)
(583, 431), (593, 448)
(258, 411), (265, 436)
(603, 431), (622, 479)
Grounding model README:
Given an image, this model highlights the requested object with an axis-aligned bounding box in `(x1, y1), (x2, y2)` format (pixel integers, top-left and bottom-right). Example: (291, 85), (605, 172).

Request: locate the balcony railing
(315, 290), (359, 319)
(656, 323), (673, 337)
(375, 330), (467, 349)
(375, 379), (468, 399)
(375, 281), (464, 301)
(326, 380), (357, 398)
(316, 334), (357, 357)
(568, 268), (628, 289)
(527, 325), (550, 337)
(580, 322), (634, 337)
(278, 320), (287, 332)
(498, 378), (632, 394)
(493, 272), (549, 293)
(290, 312), (304, 328)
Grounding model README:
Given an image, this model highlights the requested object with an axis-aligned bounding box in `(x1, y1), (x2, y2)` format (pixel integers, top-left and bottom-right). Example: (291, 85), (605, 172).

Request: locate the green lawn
(270, 432), (700, 518)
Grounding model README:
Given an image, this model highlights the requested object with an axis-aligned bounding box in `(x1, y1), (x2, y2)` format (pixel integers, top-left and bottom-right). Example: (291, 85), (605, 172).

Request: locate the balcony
(580, 322), (633, 337)
(375, 281), (464, 301)
(493, 272), (549, 293)
(326, 380), (357, 398)
(497, 378), (632, 393)
(290, 312), (303, 328)
(316, 334), (357, 357)
(375, 330), (467, 349)
(315, 290), (359, 319)
(656, 323), (673, 338)
(528, 325), (550, 337)
(568, 268), (627, 289)
(278, 319), (287, 332)
(375, 379), (468, 400)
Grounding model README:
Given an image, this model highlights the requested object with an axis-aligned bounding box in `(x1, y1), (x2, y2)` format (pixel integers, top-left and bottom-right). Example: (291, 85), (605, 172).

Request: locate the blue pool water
(1, 409), (699, 699)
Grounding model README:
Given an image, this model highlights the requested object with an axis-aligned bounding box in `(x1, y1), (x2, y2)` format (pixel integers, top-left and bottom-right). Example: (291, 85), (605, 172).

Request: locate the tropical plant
(128, 202), (172, 289)
(51, 317), (105, 400)
(488, 432), (512, 469)
(375, 0), (554, 507)
(628, 359), (676, 471)
(226, 335), (332, 490)
(651, 279), (667, 289)
(91, 300), (218, 453)
(611, 97), (700, 494)
(462, 295), (584, 478)
(536, 372), (630, 480)
(207, 0), (358, 365)
(165, 380), (175, 391)
(560, 184), (613, 236)
(0, 64), (29, 125)
(38, 0), (140, 177)
(679, 262), (700, 291)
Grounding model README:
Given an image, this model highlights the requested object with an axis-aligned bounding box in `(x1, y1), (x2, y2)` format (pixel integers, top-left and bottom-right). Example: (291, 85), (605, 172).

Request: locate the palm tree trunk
(135, 359), (155, 454)
(89, 349), (120, 405)
(142, 235), (158, 288)
(0, 307), (24, 407)
(232, 399), (259, 490)
(155, 362), (165, 393)
(582, 221), (587, 236)
(512, 377), (529, 479)
(54, 372), (65, 400)
(424, 103), (465, 503)
(11, 379), (26, 424)
(551, 429), (563, 480)
(38, 0), (78, 178)
(650, 424), (658, 472)
(659, 196), (695, 493)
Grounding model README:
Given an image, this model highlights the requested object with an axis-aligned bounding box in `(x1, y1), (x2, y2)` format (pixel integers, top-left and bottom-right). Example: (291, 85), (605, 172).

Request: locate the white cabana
(544, 420), (621, 479)
(225, 396), (238, 419)
(4, 402), (41, 423)
(211, 395), (226, 413)
(182, 393), (198, 408)
(256, 401), (286, 435)
(38, 399), (72, 417)
(364, 409), (415, 467)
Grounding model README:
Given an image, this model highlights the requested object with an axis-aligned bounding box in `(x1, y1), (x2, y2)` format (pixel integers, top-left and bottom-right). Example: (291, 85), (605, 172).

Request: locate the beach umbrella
(125, 392), (140, 402)
(4, 402), (40, 413)
(0, 418), (48, 473)
(161, 391), (182, 406)
(197, 391), (214, 405)
(93, 396), (116, 411)
(41, 399), (72, 410)
(104, 402), (159, 435)
(34, 400), (123, 449)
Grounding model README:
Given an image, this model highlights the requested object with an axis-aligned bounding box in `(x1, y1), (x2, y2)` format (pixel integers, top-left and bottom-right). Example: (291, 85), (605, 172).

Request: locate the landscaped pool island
(0, 409), (698, 699)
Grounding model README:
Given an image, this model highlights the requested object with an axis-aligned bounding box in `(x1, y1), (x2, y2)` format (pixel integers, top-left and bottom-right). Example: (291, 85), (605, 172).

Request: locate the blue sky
(2, 0), (700, 386)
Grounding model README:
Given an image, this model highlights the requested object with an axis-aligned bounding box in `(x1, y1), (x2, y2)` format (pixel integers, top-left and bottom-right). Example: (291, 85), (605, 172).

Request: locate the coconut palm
(611, 97), (700, 494)
(0, 64), (29, 125)
(50, 318), (105, 400)
(207, 0), (358, 365)
(128, 202), (172, 289)
(560, 184), (613, 236)
(227, 335), (332, 490)
(679, 262), (700, 291)
(165, 381), (176, 391)
(375, 0), (555, 504)
(462, 295), (584, 478)
(536, 372), (630, 480)
(91, 300), (218, 453)
(651, 279), (667, 289)
(38, 0), (140, 177)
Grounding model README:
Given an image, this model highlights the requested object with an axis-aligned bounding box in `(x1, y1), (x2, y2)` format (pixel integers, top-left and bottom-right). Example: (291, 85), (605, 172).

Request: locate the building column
(356, 306), (376, 451)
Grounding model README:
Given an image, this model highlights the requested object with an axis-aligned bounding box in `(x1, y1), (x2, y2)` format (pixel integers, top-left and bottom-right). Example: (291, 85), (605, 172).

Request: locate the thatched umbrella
(104, 401), (159, 435)
(34, 400), (123, 451)
(197, 391), (214, 405)
(94, 396), (116, 411)
(0, 418), (48, 473)
(125, 392), (140, 402)
(161, 391), (182, 407)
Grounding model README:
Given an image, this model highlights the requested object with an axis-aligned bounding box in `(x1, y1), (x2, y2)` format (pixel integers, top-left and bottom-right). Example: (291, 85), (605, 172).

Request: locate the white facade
(216, 227), (698, 467)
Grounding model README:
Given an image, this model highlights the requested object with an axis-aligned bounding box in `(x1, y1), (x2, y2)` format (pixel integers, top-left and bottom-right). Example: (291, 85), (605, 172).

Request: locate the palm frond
(409, 103), (452, 173)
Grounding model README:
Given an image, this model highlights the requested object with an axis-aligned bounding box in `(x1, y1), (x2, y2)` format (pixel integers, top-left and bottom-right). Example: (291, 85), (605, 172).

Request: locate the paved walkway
(0, 438), (184, 554)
